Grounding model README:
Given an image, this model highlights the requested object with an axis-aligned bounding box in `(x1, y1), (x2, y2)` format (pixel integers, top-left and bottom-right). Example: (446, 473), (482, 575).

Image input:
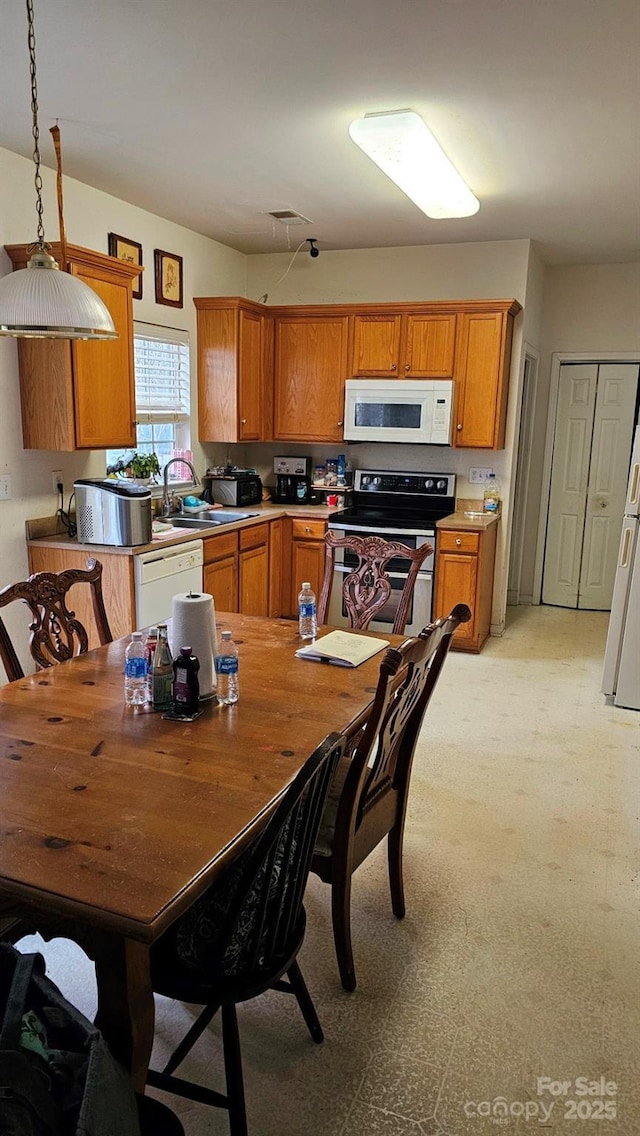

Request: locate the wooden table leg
(93, 934), (154, 1093)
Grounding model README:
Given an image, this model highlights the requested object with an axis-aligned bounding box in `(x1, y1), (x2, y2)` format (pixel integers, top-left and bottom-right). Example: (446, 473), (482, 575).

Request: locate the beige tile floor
(21, 606), (640, 1134)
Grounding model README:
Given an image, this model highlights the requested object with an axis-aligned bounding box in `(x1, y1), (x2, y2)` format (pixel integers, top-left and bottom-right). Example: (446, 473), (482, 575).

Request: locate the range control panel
(355, 470), (455, 497)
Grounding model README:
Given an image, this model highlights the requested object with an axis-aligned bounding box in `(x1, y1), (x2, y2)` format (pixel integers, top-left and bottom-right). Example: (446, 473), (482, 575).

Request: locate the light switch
(0, 476), (12, 500)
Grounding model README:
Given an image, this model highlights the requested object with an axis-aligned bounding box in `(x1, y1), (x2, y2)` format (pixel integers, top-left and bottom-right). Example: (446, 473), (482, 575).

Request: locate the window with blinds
(133, 326), (190, 424)
(106, 323), (192, 479)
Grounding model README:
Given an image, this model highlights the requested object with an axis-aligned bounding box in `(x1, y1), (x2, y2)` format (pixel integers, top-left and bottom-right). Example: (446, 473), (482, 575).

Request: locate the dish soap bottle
(483, 473), (501, 514)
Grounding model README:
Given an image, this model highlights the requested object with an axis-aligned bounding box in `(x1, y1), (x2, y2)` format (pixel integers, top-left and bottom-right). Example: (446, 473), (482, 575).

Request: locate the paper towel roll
(171, 592), (218, 699)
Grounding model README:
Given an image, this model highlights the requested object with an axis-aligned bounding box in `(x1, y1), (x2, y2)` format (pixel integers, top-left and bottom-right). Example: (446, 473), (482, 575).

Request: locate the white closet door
(543, 365), (597, 607)
(579, 363), (638, 608)
(543, 363), (638, 609)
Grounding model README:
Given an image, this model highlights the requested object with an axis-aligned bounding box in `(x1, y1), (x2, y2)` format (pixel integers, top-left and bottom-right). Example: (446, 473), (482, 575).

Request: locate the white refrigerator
(602, 425), (640, 709)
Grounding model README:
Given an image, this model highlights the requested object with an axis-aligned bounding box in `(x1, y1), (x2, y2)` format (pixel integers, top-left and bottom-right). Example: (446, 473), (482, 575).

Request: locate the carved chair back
(0, 559), (112, 682)
(317, 530), (434, 635)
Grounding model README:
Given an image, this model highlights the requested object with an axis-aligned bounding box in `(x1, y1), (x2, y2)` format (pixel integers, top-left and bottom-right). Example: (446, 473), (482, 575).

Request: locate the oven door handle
(332, 565), (432, 581)
(329, 522), (435, 539)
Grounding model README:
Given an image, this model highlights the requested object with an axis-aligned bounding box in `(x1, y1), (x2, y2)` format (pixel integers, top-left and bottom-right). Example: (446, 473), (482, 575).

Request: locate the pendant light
(0, 0), (117, 339)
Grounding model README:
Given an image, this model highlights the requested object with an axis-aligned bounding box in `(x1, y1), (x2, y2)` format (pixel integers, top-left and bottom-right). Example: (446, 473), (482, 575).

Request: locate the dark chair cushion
(314, 754), (351, 856)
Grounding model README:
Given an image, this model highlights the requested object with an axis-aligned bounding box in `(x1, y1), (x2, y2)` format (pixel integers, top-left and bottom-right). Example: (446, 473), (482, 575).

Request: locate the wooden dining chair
(147, 732), (346, 1136)
(0, 558), (112, 682)
(317, 530), (434, 634)
(311, 603), (471, 991)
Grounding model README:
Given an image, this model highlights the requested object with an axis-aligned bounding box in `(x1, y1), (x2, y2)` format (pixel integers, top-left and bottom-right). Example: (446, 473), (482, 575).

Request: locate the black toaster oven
(202, 470), (262, 508)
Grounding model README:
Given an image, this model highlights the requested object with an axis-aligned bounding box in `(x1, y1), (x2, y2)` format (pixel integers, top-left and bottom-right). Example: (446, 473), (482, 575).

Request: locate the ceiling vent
(267, 209), (312, 226)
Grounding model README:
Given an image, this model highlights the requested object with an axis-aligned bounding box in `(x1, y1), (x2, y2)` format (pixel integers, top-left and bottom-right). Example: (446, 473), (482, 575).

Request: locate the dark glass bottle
(172, 646), (200, 714)
(152, 623), (174, 711)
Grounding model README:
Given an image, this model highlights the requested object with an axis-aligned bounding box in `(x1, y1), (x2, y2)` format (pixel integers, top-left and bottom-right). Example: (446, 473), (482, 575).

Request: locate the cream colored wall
(246, 239), (533, 631)
(519, 262), (640, 601)
(0, 145), (245, 673)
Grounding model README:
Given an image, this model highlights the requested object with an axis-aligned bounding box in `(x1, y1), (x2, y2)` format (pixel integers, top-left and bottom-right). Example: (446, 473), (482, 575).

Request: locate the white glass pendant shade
(0, 250), (117, 339)
(349, 110), (480, 220)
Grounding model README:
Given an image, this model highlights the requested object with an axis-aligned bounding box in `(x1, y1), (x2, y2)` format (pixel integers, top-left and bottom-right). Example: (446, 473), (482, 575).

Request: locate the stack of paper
(295, 630), (388, 668)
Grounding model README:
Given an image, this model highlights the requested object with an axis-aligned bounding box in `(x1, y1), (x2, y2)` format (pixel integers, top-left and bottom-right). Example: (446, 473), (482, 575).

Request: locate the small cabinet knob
(241, 418), (247, 424)
(337, 420), (344, 427)
(456, 423), (462, 431)
(391, 363), (397, 371)
(404, 362), (411, 372)
(456, 537), (462, 546)
(305, 526), (311, 533)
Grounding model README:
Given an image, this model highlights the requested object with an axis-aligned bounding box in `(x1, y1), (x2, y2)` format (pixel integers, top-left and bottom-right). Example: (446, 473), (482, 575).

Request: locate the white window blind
(133, 322), (190, 424)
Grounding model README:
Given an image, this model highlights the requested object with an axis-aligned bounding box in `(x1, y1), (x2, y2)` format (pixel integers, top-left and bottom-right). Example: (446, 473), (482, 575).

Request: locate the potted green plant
(124, 451), (161, 483)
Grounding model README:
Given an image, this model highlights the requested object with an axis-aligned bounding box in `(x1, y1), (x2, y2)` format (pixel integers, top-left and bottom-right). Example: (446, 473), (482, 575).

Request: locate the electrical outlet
(52, 469), (63, 494)
(469, 467), (493, 484)
(0, 475), (11, 500)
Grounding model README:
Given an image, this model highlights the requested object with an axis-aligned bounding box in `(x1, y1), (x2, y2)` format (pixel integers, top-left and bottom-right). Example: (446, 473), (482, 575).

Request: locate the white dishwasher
(134, 539), (204, 629)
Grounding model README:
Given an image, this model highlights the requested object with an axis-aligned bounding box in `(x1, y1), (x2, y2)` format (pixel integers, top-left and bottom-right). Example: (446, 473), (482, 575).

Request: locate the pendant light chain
(26, 0), (45, 249)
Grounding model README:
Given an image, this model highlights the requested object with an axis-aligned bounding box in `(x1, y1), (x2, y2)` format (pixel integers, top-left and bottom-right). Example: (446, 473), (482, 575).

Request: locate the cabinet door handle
(305, 526), (311, 533)
(241, 418), (247, 424)
(337, 420), (344, 427)
(404, 362), (411, 372)
(456, 537), (462, 546)
(390, 363), (397, 371)
(456, 423), (462, 431)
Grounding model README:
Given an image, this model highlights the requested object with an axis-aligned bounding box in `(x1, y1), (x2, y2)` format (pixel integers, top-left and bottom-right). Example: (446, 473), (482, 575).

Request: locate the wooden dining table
(0, 612), (399, 1091)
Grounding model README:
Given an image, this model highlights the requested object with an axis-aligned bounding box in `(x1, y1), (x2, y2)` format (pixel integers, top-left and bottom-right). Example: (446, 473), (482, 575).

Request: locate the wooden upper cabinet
(453, 308), (516, 449)
(349, 312), (456, 378)
(274, 315), (349, 442)
(349, 314), (402, 376)
(402, 313), (457, 377)
(195, 297), (270, 443)
(4, 243), (139, 451)
(192, 296), (520, 450)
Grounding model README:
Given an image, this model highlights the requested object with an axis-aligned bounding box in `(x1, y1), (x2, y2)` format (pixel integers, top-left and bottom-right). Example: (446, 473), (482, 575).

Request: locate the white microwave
(344, 379), (454, 445)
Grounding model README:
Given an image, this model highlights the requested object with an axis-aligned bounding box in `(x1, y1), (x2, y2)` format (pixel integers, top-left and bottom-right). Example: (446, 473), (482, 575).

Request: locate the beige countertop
(28, 500), (499, 555)
(436, 508), (500, 531)
(26, 502), (345, 556)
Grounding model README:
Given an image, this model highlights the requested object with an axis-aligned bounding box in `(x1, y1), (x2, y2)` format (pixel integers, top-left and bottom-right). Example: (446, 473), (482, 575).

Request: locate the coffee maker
(273, 456), (312, 504)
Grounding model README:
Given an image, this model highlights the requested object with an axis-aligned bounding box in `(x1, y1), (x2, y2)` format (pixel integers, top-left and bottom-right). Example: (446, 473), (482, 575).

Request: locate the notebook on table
(295, 630), (388, 668)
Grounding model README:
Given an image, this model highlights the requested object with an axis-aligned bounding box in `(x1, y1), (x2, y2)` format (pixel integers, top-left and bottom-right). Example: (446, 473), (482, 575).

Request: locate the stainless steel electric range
(327, 468), (456, 635)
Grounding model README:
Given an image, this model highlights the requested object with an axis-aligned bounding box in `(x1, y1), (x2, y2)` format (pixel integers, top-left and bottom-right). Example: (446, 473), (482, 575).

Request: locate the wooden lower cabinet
(268, 518), (286, 617)
(289, 518), (327, 617)
(203, 531), (239, 613)
(27, 545), (135, 645)
(239, 524), (269, 616)
(434, 523), (498, 652)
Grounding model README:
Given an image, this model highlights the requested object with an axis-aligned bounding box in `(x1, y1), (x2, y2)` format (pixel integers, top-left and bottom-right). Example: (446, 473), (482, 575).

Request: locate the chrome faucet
(162, 458), (199, 516)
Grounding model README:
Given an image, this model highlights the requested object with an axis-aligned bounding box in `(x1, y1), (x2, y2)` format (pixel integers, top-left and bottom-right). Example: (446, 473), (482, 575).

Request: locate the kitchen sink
(170, 512), (258, 529)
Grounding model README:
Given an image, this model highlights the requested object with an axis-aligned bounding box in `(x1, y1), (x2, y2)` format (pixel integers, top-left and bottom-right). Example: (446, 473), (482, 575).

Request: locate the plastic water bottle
(483, 473), (501, 514)
(216, 631), (239, 705)
(298, 582), (317, 639)
(124, 632), (147, 706)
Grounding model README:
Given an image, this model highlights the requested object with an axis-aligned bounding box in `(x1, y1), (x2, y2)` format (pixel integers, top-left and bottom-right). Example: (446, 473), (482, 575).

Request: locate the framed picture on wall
(154, 249), (183, 308)
(107, 233), (143, 299)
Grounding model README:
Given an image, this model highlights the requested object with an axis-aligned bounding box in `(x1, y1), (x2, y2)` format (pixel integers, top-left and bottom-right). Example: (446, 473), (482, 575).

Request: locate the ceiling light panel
(349, 110), (480, 220)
